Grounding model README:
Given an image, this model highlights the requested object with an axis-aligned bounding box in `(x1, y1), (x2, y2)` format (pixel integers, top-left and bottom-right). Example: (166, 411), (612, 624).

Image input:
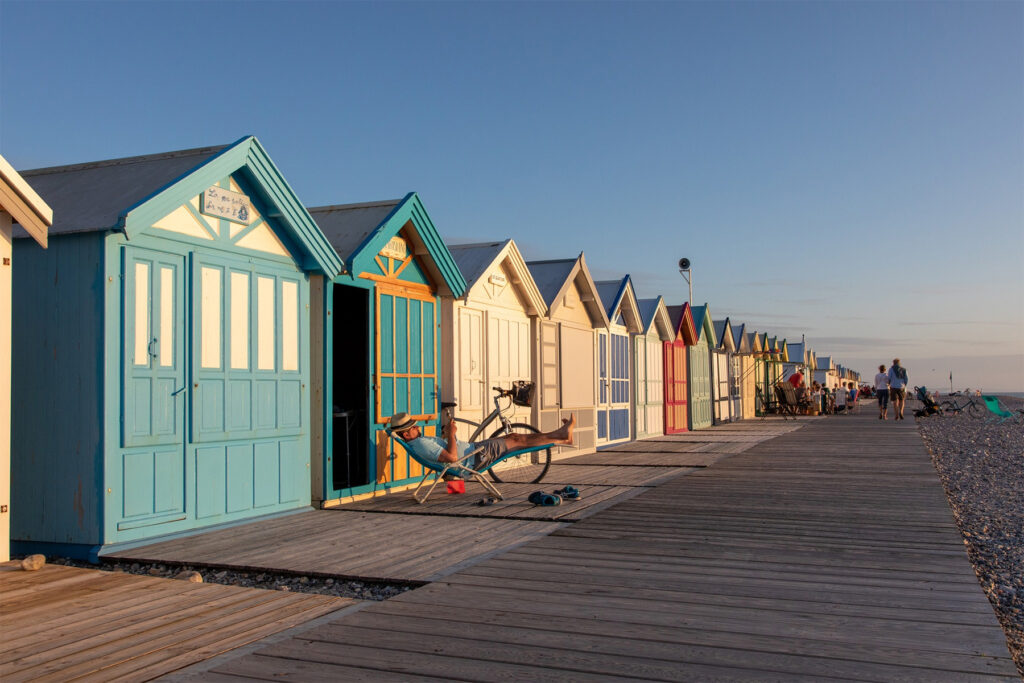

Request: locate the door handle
(147, 338), (158, 358)
(171, 386), (185, 396)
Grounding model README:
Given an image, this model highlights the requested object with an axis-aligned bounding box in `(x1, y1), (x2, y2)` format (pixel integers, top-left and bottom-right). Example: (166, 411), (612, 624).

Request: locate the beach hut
(594, 276), (643, 446)
(10, 138), (343, 560)
(440, 239), (546, 427)
(308, 195), (466, 503)
(737, 328), (758, 419)
(634, 297), (673, 439)
(663, 303), (698, 434)
(688, 304), (716, 430)
(783, 341), (808, 385)
(729, 323), (753, 420)
(527, 254), (608, 456)
(1, 155), (52, 563)
(712, 318), (737, 424)
(814, 355), (836, 389)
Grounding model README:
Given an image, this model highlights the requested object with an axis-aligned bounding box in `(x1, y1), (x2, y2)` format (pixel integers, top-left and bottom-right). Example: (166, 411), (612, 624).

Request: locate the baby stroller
(914, 386), (942, 417)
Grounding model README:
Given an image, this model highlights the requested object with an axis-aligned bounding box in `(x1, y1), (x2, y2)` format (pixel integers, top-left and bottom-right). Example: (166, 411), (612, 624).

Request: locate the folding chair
(980, 396), (1020, 424)
(385, 428), (553, 504)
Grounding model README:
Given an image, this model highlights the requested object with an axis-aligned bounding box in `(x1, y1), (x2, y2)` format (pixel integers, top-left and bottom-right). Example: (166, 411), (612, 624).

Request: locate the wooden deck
(0, 563), (351, 683)
(199, 409), (1018, 681)
(107, 511), (560, 583)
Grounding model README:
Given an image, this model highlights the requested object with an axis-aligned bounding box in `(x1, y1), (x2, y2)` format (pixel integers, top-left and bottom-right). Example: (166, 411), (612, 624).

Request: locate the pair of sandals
(528, 486), (581, 507)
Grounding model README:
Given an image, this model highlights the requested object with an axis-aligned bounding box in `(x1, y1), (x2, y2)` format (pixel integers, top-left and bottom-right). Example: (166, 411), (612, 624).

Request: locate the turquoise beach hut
(10, 138), (342, 560)
(308, 195), (466, 504)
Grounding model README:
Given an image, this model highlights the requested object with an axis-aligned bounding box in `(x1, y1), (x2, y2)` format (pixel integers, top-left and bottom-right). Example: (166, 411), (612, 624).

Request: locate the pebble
(174, 570), (203, 583)
(917, 394), (1024, 675)
(21, 554), (45, 571)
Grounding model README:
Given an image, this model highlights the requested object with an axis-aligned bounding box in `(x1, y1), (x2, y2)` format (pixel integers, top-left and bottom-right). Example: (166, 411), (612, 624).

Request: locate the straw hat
(388, 412), (417, 433)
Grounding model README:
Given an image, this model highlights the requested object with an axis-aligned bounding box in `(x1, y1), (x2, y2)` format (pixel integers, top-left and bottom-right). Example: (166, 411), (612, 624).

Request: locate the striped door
(644, 336), (664, 435)
(597, 332), (609, 441)
(688, 345), (713, 429)
(458, 308), (484, 421)
(608, 333), (631, 442)
(664, 341), (689, 433)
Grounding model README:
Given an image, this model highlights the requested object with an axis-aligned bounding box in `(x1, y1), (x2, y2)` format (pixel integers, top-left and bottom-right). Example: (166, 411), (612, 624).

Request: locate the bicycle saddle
(440, 401), (458, 409)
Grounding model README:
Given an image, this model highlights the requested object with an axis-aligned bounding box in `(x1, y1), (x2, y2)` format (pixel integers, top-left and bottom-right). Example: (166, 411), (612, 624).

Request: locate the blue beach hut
(10, 138), (343, 560)
(593, 276), (643, 446)
(308, 196), (466, 504)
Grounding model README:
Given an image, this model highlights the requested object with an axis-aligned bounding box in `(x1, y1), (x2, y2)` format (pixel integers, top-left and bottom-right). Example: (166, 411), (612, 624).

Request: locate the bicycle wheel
(487, 422), (552, 484)
(966, 402), (984, 419)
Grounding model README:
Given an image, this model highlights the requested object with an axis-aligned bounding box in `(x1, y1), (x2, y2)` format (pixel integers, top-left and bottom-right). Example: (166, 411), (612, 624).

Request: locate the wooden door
(458, 308), (484, 420)
(597, 331), (609, 441)
(121, 246), (187, 527)
(664, 340), (689, 433)
(488, 314), (530, 421)
(645, 336), (664, 435)
(688, 345), (712, 429)
(634, 339), (648, 438)
(713, 350), (731, 423)
(607, 333), (631, 442)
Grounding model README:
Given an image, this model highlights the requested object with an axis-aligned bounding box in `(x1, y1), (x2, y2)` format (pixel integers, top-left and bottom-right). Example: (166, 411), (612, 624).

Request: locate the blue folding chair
(385, 428), (553, 504)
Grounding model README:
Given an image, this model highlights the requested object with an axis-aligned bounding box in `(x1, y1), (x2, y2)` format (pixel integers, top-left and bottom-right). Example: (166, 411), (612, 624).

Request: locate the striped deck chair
(981, 396), (1021, 424)
(385, 428), (554, 504)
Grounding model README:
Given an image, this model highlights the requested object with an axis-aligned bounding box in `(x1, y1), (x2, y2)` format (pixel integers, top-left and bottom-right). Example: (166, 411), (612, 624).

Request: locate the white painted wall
(1, 213), (11, 562)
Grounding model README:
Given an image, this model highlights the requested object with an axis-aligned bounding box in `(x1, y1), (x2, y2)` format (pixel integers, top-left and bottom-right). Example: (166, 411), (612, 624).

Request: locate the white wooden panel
(647, 337), (663, 404)
(281, 280), (298, 371)
(230, 271), (249, 370)
(133, 262), (150, 366)
(200, 266), (221, 369)
(560, 325), (594, 408)
(541, 321), (559, 409)
(256, 276), (275, 371)
(159, 267), (174, 368)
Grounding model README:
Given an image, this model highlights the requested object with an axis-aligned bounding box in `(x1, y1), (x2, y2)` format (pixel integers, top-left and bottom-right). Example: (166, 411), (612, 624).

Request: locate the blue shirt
(406, 435), (475, 470)
(887, 365), (908, 389)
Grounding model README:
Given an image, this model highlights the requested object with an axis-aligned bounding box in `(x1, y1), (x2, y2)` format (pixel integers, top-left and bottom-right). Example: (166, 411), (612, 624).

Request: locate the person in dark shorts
(886, 359), (909, 421)
(874, 364), (890, 420)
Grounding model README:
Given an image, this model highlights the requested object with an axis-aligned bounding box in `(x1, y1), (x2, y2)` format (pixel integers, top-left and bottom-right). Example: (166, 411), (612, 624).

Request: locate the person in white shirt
(874, 364), (890, 420)
(886, 358), (909, 421)
(834, 382), (847, 413)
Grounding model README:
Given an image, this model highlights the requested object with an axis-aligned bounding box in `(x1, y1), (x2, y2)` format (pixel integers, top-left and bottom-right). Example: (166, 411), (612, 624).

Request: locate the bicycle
(440, 381), (552, 484)
(939, 394), (985, 418)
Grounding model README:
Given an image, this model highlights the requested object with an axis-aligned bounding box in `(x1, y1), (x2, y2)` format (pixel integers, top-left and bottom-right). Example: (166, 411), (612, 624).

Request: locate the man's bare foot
(554, 414), (576, 445)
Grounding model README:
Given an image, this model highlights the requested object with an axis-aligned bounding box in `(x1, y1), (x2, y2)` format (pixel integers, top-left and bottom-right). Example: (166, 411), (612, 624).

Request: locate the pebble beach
(916, 395), (1024, 675)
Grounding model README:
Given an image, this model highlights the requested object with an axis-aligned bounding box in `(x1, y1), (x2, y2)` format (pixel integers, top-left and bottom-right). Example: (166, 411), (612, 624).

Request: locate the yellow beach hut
(527, 254), (609, 456)
(0, 155), (52, 563)
(440, 239), (547, 426)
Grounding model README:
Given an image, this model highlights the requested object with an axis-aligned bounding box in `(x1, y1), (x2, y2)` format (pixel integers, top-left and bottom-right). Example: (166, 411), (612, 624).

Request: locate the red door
(663, 340), (689, 433)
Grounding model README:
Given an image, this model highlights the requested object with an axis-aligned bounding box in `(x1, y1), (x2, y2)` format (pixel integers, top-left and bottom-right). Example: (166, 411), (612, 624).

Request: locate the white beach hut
(593, 276), (644, 446)
(634, 297), (673, 439)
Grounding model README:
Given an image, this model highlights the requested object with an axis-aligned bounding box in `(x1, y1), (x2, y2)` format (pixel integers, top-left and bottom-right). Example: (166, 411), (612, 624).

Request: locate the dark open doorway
(331, 284), (370, 490)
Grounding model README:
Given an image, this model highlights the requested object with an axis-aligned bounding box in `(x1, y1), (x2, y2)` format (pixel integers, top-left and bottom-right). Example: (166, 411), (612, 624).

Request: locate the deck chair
(385, 428), (553, 504)
(980, 396), (1020, 423)
(773, 385), (796, 419)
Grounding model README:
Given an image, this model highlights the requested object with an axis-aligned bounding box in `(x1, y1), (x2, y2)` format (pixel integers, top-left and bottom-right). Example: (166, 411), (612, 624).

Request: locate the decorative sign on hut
(380, 235), (408, 260)
(201, 185), (252, 225)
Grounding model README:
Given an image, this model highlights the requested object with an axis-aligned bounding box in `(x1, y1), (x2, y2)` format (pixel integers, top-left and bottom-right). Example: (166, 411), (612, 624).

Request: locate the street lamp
(678, 257), (692, 305)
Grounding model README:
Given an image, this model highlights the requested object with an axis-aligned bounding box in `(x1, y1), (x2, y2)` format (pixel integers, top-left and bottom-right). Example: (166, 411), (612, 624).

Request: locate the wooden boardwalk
(0, 563), (351, 683)
(197, 410), (1018, 681)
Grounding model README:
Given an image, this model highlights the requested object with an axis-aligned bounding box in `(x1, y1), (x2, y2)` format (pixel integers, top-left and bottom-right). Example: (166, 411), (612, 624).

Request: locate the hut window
(257, 276), (276, 371)
(230, 271), (249, 370)
(133, 262), (150, 366)
(159, 266), (174, 367)
(200, 267), (222, 369)
(282, 280), (299, 371)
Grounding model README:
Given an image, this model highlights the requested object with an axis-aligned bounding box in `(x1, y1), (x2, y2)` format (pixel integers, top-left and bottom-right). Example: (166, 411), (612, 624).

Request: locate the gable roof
(713, 318), (735, 352)
(732, 323), (752, 353)
(311, 192), (466, 297)
(637, 297), (673, 340)
(447, 239), (546, 316)
(665, 303), (698, 345)
(14, 137), (343, 277)
(307, 199), (401, 262)
(526, 253), (608, 327)
(594, 276), (643, 333)
(690, 304), (718, 347)
(0, 153), (51, 247)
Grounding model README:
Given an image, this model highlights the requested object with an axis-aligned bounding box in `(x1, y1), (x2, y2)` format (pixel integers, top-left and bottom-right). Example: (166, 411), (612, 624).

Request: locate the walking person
(875, 364), (890, 420)
(834, 382), (847, 414)
(887, 358), (909, 420)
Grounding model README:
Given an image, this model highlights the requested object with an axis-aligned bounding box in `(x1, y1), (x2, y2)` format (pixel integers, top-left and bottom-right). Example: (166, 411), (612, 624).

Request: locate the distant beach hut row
(4, 138), (859, 560)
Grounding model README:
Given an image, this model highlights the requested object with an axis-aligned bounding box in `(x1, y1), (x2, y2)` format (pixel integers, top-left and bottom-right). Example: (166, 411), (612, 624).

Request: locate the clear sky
(2, 0), (1021, 390)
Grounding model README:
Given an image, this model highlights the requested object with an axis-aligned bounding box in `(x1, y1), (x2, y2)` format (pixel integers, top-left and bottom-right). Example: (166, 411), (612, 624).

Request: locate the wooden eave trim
(0, 181), (49, 247)
(616, 283), (644, 334)
(500, 244), (548, 317)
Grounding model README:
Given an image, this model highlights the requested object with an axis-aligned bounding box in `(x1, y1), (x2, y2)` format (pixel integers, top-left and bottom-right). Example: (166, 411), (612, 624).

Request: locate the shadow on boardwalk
(182, 411), (1018, 681)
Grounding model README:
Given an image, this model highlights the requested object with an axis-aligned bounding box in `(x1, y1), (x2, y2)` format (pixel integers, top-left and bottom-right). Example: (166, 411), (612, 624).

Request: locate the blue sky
(2, 1), (1021, 390)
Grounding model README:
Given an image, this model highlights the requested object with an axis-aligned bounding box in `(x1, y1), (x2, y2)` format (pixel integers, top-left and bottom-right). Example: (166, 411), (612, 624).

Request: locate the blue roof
(447, 240), (510, 289)
(593, 277), (627, 320)
(637, 297), (662, 330)
(526, 258), (577, 306)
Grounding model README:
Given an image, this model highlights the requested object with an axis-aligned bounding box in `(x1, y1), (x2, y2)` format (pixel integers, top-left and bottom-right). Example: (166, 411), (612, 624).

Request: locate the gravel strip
(916, 395), (1024, 676)
(41, 557), (417, 601)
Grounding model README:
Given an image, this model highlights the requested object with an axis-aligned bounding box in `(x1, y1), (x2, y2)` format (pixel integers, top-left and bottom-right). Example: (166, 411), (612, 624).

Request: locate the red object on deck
(446, 480), (465, 494)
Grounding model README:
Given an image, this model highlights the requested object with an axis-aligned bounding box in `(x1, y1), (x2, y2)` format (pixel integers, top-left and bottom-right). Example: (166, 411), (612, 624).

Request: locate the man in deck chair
(388, 412), (575, 474)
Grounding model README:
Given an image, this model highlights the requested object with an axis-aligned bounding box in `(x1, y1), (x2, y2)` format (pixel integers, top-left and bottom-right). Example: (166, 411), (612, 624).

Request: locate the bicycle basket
(509, 381), (536, 407)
